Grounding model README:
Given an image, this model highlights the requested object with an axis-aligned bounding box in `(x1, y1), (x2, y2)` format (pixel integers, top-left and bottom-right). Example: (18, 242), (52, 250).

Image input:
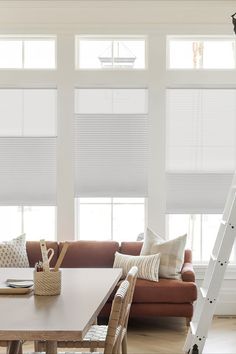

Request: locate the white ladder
(183, 173), (236, 354)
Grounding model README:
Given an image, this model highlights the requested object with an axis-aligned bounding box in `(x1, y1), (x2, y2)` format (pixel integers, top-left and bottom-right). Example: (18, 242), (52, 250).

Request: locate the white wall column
(57, 34), (75, 241)
(147, 34), (166, 236)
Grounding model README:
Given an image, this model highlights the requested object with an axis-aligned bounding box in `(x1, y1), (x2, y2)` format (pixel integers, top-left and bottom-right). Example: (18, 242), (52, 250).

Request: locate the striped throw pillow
(113, 252), (160, 282)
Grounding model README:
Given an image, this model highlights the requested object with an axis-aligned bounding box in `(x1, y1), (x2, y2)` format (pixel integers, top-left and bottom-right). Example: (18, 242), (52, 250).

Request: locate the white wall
(0, 0), (236, 313)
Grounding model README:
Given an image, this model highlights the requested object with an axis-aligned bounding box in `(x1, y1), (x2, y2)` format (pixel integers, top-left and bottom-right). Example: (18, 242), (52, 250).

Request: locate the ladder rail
(184, 173), (236, 354)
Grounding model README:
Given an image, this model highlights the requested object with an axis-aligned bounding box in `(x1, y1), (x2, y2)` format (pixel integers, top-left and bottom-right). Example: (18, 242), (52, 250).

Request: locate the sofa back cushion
(26, 241), (59, 268)
(120, 242), (191, 265)
(59, 241), (119, 268)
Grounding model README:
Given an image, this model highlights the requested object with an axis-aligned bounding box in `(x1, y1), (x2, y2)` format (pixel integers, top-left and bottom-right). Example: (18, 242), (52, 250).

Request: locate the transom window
(0, 36), (56, 69)
(168, 36), (236, 69)
(76, 36), (146, 69)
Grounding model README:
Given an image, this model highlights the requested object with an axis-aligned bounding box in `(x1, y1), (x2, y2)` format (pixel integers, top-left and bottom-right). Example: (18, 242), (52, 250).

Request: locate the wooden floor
(1, 316), (236, 353)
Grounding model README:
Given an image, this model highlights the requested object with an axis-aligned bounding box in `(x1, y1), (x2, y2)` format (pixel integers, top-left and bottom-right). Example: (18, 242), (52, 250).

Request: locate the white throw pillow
(151, 234), (187, 279)
(0, 234), (29, 268)
(113, 251), (160, 282)
(140, 227), (164, 255)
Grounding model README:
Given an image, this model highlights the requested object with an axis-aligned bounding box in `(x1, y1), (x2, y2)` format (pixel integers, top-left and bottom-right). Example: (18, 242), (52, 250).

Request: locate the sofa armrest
(181, 262), (195, 282)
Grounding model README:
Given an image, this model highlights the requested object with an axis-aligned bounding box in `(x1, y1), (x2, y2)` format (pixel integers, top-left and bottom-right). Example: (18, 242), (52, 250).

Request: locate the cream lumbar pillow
(0, 234), (29, 268)
(140, 227), (164, 255)
(150, 234), (187, 279)
(113, 251), (161, 282)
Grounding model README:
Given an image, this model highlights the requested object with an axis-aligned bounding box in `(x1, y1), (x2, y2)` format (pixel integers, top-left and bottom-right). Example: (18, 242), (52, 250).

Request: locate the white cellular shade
(0, 89), (56, 136)
(166, 173), (233, 214)
(166, 89), (236, 213)
(75, 115), (148, 197)
(75, 89), (148, 114)
(0, 138), (56, 205)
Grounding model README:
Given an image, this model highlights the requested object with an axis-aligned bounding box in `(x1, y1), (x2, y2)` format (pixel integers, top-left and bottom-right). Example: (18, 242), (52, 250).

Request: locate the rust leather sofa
(26, 240), (197, 323)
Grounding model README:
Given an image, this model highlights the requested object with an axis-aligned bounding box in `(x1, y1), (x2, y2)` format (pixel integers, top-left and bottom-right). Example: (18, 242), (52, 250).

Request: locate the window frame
(167, 35), (236, 71)
(0, 35), (57, 70)
(75, 35), (148, 71)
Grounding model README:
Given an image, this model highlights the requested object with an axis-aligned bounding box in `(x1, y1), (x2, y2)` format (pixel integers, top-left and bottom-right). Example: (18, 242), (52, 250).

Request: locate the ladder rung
(200, 287), (207, 299)
(211, 253), (217, 261)
(190, 321), (197, 335)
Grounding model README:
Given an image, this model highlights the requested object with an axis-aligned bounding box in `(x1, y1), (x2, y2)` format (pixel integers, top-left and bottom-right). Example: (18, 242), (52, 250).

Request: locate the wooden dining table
(0, 267), (122, 354)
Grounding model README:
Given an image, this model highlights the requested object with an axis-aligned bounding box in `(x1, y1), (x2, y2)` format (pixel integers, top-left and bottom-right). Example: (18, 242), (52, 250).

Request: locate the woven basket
(34, 270), (61, 296)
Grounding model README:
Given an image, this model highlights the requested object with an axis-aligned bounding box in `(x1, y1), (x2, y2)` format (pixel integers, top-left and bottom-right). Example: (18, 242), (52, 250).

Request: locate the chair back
(104, 279), (130, 354)
(122, 266), (138, 330)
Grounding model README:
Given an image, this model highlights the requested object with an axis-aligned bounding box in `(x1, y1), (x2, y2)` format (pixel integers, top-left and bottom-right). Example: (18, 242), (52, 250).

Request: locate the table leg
(46, 340), (57, 354)
(7, 341), (22, 354)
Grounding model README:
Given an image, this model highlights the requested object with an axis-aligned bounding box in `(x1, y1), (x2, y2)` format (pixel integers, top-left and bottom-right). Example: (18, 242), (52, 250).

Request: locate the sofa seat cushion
(108, 277), (197, 304)
(59, 241), (120, 268)
(132, 278), (197, 304)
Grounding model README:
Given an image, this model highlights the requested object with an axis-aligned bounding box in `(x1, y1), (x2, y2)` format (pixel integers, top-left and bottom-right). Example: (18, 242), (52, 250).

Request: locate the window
(0, 89), (57, 206)
(76, 36), (146, 69)
(166, 89), (236, 214)
(168, 37), (236, 69)
(167, 214), (235, 264)
(74, 88), (148, 197)
(77, 198), (145, 242)
(0, 206), (56, 241)
(0, 37), (56, 69)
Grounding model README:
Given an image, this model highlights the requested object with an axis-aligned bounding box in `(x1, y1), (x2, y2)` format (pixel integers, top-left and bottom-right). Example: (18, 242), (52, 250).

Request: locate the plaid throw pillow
(151, 234), (187, 279)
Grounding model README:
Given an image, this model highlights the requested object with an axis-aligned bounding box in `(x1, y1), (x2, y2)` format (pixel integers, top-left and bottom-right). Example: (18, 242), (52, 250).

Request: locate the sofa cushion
(59, 241), (119, 268)
(108, 277), (197, 304)
(26, 241), (59, 268)
(132, 277), (197, 303)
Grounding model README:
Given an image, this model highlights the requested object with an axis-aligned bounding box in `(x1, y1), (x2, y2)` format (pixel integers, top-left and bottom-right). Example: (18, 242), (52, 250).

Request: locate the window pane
(0, 206), (22, 241)
(203, 41), (235, 69)
(23, 206), (56, 241)
(0, 89), (57, 137)
(113, 203), (144, 242)
(169, 40), (194, 69)
(80, 198), (111, 204)
(166, 89), (236, 172)
(0, 89), (22, 136)
(202, 214), (221, 262)
(113, 198), (145, 204)
(24, 40), (56, 69)
(167, 214), (236, 264)
(23, 89), (57, 136)
(0, 40), (22, 68)
(79, 204), (111, 240)
(77, 37), (145, 69)
(168, 38), (236, 69)
(78, 40), (112, 69)
(75, 88), (148, 114)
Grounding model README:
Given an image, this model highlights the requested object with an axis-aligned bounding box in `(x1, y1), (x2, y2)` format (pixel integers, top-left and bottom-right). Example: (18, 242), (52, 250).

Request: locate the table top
(0, 267), (122, 341)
